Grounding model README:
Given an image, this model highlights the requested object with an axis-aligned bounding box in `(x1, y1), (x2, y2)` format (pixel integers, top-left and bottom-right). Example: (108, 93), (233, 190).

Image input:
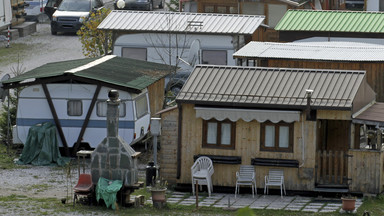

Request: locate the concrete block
(12, 22), (37, 37)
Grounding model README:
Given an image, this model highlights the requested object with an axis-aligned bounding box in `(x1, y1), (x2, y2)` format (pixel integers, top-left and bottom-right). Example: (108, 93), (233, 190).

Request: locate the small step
(314, 187), (349, 193)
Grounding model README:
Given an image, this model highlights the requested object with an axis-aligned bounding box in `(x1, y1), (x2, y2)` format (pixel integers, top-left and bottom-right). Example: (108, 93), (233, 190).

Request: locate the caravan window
(96, 101), (126, 117)
(202, 50), (227, 65)
(67, 100), (82, 116)
(135, 95), (148, 119)
(122, 47), (147, 61)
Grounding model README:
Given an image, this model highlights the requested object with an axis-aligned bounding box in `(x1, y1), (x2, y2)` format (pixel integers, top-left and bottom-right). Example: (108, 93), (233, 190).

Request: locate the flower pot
(341, 197), (356, 211)
(151, 188), (167, 209)
(151, 188), (166, 203)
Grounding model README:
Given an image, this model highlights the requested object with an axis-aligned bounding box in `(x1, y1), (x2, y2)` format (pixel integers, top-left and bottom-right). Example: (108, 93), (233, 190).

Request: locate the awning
(195, 107), (301, 123)
(353, 102), (384, 127)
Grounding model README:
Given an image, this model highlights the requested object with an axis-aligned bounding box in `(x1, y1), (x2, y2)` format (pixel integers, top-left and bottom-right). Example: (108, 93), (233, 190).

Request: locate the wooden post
(195, 180), (198, 209)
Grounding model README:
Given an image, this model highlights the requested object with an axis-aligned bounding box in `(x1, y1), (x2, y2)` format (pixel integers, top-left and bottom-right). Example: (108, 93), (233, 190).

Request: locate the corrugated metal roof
(233, 41), (384, 61)
(275, 9), (384, 33)
(3, 55), (173, 91)
(98, 10), (265, 35)
(176, 65), (366, 109)
(353, 102), (384, 126)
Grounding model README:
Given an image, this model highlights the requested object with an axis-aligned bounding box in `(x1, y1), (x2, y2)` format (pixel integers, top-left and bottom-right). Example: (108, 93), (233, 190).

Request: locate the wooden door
(315, 120), (349, 186)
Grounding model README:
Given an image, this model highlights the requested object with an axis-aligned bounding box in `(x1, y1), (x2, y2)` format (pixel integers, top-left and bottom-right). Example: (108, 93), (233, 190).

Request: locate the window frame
(96, 100), (126, 117)
(202, 119), (236, 149)
(260, 121), (294, 152)
(135, 94), (149, 119)
(203, 4), (238, 14)
(121, 47), (147, 61)
(67, 100), (82, 116)
(201, 49), (227, 65)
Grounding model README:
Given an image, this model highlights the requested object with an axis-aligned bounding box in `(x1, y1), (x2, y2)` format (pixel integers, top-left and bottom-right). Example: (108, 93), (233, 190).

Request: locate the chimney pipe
(107, 90), (120, 138)
(306, 89), (313, 120)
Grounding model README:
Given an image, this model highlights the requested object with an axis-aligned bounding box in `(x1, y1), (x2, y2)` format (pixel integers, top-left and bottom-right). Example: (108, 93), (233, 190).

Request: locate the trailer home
(0, 0), (12, 30)
(98, 10), (266, 93)
(2, 55), (172, 155)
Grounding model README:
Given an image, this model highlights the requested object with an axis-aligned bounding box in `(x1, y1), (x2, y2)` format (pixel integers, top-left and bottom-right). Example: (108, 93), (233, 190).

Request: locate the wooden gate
(316, 150), (348, 186)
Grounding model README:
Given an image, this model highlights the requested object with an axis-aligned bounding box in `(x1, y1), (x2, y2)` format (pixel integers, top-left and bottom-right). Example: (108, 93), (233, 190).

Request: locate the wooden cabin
(233, 41), (384, 102)
(276, 10), (384, 42)
(180, 0), (313, 41)
(172, 65), (384, 194)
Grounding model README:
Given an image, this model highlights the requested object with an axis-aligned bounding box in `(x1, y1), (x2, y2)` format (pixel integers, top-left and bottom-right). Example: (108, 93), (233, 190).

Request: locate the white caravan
(13, 84), (150, 149)
(113, 33), (240, 94)
(0, 0), (12, 30)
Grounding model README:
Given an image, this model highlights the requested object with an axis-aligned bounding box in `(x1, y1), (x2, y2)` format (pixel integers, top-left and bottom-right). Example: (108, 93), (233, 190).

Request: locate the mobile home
(0, 0), (12, 30)
(98, 10), (266, 93)
(15, 84), (150, 149)
(3, 55), (172, 155)
(113, 33), (237, 93)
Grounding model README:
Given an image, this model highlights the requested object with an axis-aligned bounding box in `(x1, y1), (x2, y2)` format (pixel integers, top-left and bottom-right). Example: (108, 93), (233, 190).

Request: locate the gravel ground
(0, 22), (85, 77)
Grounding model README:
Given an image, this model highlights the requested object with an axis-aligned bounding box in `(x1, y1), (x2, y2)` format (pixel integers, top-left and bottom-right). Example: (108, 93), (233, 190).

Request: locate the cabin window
(203, 4), (238, 14)
(202, 119), (235, 149)
(122, 47), (147, 61)
(135, 95), (148, 119)
(67, 100), (82, 116)
(96, 101), (126, 117)
(202, 50), (227, 65)
(260, 121), (293, 152)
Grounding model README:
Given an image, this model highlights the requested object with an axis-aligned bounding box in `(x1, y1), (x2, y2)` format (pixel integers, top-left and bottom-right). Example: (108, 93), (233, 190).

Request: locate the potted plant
(341, 194), (356, 211)
(150, 178), (167, 208)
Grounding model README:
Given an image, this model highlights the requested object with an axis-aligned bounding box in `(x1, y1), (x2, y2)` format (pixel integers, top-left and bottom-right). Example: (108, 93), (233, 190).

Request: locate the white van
(13, 84), (150, 149)
(25, 0), (47, 20)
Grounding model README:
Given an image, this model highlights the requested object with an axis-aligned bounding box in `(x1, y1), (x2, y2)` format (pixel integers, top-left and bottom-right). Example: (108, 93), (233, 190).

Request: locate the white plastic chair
(191, 156), (214, 196)
(264, 169), (286, 198)
(235, 165), (256, 198)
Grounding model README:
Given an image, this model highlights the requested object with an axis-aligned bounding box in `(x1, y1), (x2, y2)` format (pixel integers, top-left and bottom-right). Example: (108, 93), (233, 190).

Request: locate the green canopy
(16, 122), (70, 166)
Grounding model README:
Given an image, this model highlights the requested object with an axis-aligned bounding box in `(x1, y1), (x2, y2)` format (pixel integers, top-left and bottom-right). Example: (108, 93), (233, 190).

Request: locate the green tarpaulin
(96, 177), (123, 210)
(16, 122), (70, 166)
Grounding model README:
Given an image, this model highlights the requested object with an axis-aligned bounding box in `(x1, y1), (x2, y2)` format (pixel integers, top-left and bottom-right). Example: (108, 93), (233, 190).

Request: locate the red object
(74, 174), (93, 192)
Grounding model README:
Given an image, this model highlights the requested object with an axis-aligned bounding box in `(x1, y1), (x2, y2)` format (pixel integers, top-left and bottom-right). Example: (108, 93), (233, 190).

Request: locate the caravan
(113, 33), (238, 94)
(5, 56), (170, 153)
(14, 84), (150, 150)
(0, 0), (12, 30)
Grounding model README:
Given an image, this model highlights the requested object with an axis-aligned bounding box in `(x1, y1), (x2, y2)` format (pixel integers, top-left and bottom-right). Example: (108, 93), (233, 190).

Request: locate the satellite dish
(187, 39), (201, 67)
(0, 74), (10, 102)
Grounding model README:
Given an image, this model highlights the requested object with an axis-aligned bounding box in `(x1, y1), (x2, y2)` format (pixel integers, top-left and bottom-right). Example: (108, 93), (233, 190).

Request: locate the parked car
(114, 0), (163, 11)
(44, 0), (62, 20)
(25, 0), (48, 21)
(50, 0), (103, 35)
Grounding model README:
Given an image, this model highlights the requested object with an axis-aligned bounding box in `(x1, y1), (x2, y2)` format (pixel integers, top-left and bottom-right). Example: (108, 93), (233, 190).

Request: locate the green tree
(0, 92), (18, 144)
(77, 8), (112, 58)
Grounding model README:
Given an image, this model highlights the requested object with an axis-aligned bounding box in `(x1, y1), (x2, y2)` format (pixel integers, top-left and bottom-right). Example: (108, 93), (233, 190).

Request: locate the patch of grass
(0, 43), (36, 66)
(24, 183), (52, 193)
(0, 144), (18, 169)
